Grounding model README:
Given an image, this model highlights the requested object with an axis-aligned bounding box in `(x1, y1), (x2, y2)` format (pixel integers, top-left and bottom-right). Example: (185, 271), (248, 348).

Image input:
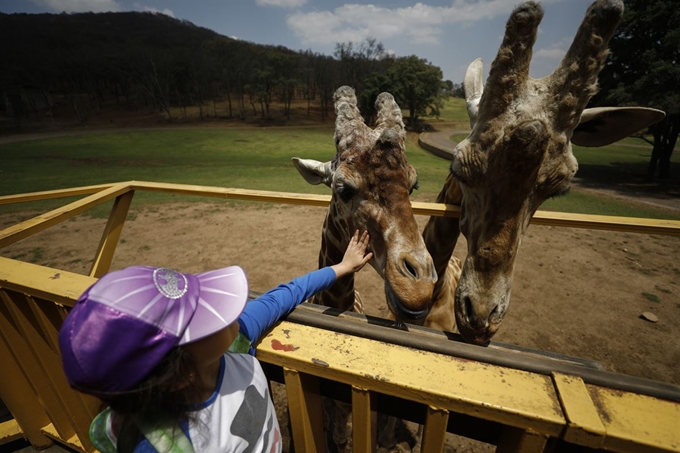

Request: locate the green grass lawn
(0, 127), (450, 215)
(1, 128), (336, 194)
(422, 97), (469, 126)
(1, 126), (677, 220)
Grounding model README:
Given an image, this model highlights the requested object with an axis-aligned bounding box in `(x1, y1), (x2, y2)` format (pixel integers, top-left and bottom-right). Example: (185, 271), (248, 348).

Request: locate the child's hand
(332, 230), (373, 278)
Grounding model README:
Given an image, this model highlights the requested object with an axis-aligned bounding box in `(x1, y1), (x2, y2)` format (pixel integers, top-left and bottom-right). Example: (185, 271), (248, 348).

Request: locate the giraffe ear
(572, 107), (665, 147)
(464, 58), (484, 129)
(292, 157), (334, 187)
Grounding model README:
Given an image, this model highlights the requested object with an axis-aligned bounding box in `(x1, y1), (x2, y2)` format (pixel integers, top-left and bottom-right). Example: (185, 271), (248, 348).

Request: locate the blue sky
(1, 0), (599, 83)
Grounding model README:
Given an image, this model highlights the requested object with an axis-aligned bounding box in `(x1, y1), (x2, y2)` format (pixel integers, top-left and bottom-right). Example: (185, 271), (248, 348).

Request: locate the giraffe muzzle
(385, 284), (429, 321)
(454, 277), (507, 345)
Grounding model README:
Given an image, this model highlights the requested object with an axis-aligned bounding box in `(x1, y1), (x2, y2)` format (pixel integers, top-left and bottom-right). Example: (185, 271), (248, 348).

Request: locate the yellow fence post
(0, 325), (52, 449)
(90, 190), (135, 278)
(351, 386), (376, 453)
(496, 427), (549, 453)
(420, 406), (449, 453)
(283, 368), (325, 452)
(1, 290), (95, 451)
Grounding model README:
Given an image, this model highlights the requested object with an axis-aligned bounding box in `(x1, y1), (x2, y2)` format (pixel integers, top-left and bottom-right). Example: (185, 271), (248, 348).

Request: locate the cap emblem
(152, 268), (188, 299)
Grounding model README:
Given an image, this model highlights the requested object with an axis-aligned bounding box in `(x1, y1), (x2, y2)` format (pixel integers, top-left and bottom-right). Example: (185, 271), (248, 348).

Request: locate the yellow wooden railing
(1, 181), (679, 453)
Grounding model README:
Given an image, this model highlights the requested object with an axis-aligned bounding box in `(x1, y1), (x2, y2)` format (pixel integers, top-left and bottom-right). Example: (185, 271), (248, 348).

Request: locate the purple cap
(59, 265), (248, 395)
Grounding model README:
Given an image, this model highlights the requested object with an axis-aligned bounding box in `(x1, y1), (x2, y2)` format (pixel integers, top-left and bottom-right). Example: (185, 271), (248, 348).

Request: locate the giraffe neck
(313, 202), (355, 311)
(422, 174), (463, 302)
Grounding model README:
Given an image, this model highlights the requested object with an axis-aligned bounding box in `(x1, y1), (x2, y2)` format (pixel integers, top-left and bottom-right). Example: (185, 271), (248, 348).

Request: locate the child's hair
(101, 347), (203, 453)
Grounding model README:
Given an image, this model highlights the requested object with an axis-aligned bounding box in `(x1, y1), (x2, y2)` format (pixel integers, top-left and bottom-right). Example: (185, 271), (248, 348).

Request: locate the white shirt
(188, 353), (282, 452)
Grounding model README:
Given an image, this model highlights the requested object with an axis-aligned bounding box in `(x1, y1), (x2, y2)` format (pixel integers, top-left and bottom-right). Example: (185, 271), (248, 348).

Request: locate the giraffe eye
(449, 166), (466, 185)
(336, 184), (355, 202)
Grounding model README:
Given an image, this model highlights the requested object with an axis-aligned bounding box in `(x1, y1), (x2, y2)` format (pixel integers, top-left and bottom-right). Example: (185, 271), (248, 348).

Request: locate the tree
(334, 37), (388, 94)
(313, 53), (337, 121)
(595, 0), (680, 180)
(361, 55), (447, 130)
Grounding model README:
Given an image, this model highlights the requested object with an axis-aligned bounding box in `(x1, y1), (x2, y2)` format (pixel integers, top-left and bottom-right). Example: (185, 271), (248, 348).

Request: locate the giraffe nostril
(464, 295), (473, 323)
(403, 259), (418, 279)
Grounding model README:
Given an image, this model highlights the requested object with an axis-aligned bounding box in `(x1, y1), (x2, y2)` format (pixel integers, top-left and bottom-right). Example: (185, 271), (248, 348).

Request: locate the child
(59, 230), (372, 453)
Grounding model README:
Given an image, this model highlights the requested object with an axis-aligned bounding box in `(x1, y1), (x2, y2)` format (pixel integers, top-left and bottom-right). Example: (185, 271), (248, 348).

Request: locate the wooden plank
(420, 406), (449, 453)
(129, 181), (332, 207)
(496, 427), (548, 453)
(0, 183), (132, 249)
(131, 181), (680, 236)
(41, 423), (88, 453)
(0, 335), (52, 449)
(257, 322), (566, 437)
(0, 184), (116, 206)
(0, 290), (70, 444)
(552, 372), (605, 448)
(283, 368), (324, 453)
(26, 296), (100, 422)
(3, 291), (87, 443)
(587, 384), (680, 453)
(2, 181), (678, 238)
(0, 419), (24, 445)
(351, 386), (376, 453)
(411, 201), (680, 236)
(530, 210), (680, 236)
(0, 258), (95, 308)
(90, 191), (134, 278)
(24, 296), (61, 355)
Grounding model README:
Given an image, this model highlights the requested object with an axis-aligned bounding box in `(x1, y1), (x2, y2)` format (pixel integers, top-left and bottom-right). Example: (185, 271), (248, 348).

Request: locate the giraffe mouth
(385, 285), (429, 321)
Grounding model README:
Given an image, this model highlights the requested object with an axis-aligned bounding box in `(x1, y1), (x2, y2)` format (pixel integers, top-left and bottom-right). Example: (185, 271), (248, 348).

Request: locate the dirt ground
(2, 113), (680, 450)
(3, 198), (679, 384)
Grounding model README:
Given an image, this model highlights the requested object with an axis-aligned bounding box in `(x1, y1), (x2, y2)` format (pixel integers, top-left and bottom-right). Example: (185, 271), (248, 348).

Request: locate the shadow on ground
(574, 161), (680, 212)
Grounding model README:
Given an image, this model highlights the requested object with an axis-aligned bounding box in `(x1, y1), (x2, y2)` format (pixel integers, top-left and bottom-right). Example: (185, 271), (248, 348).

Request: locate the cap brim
(179, 266), (249, 344)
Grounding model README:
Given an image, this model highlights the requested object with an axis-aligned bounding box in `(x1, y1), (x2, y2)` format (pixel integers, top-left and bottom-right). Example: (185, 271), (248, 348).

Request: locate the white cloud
(30, 0), (121, 13)
(287, 0), (525, 47)
(534, 37), (572, 60)
(143, 6), (175, 18)
(257, 0), (308, 8)
(534, 48), (566, 59)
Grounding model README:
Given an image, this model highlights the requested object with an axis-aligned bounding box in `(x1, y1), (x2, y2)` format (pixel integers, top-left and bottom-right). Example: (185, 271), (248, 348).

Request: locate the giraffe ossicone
(423, 0), (665, 345)
(293, 85), (437, 323)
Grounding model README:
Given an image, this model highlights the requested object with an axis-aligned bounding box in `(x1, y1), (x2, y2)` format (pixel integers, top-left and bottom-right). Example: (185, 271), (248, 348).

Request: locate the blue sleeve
(237, 267), (336, 347)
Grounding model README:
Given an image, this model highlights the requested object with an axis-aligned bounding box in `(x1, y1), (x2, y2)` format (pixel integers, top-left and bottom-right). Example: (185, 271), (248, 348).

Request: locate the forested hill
(1, 11), (239, 65)
(1, 11), (449, 130)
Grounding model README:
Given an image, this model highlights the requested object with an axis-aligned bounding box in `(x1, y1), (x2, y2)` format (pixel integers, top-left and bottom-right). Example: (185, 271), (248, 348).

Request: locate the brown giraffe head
(451, 0), (664, 344)
(293, 86), (437, 319)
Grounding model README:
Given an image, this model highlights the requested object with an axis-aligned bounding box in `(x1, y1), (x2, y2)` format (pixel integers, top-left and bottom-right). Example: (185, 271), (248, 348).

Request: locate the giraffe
(293, 85), (437, 319)
(422, 0), (665, 344)
(293, 85), (437, 451)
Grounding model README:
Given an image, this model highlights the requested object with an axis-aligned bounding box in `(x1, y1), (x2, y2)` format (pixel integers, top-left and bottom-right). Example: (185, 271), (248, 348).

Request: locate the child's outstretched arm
(237, 230), (373, 352)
